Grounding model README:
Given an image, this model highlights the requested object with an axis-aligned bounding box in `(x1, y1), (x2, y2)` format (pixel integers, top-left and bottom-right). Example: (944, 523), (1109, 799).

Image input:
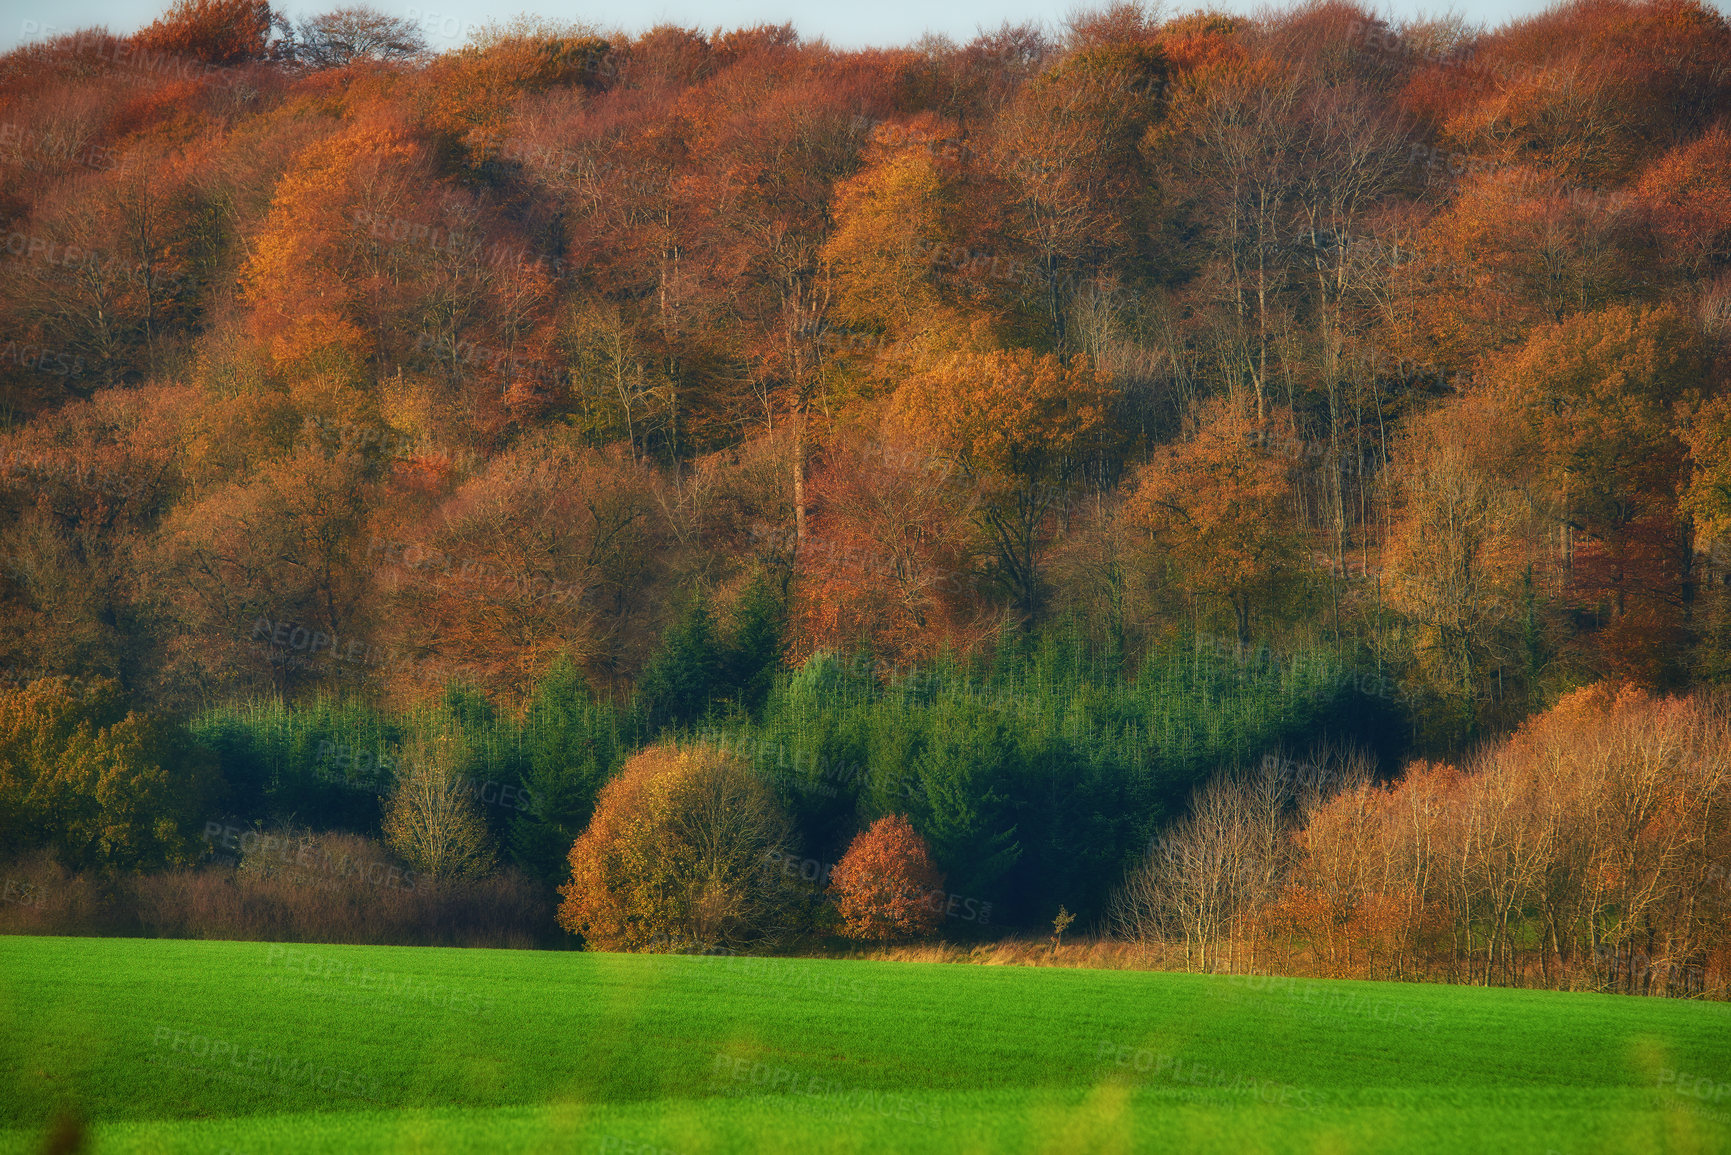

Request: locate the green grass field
(2, 936), (1728, 1153)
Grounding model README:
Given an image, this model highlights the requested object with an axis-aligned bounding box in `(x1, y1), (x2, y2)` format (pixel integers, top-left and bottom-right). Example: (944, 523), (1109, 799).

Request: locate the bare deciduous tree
(295, 6), (427, 69)
(383, 724), (495, 882)
(1111, 761), (1299, 972)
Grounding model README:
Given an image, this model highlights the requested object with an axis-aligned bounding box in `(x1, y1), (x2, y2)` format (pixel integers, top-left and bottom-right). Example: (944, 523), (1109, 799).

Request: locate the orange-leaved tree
(787, 422), (1001, 669)
(1384, 390), (1531, 735)
(380, 432), (664, 699)
(1483, 302), (1707, 683)
(1635, 124), (1731, 280)
(992, 34), (1165, 350)
(891, 348), (1118, 620)
(557, 743), (804, 951)
(132, 0), (276, 66)
(1122, 398), (1302, 646)
(240, 120), (427, 368)
(829, 814), (946, 941)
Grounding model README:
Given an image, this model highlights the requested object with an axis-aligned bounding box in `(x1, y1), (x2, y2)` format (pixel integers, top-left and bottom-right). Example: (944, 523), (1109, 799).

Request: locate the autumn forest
(2, 0), (1730, 995)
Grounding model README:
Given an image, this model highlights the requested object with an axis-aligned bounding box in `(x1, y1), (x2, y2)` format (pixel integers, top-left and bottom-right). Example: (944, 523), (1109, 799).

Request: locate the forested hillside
(2, 0), (1729, 973)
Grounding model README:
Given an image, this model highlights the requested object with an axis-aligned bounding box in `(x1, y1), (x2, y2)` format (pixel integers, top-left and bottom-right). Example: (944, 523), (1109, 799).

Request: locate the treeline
(0, 628), (1398, 933)
(1114, 686), (1731, 996)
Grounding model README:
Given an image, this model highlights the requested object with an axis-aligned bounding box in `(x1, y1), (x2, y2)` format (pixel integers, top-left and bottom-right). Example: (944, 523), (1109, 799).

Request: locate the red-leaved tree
(132, 0), (275, 66)
(829, 815), (946, 941)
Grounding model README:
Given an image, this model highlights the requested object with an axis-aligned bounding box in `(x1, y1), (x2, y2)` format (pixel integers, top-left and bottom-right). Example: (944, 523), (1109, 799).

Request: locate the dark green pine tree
(716, 569), (785, 717)
(636, 590), (720, 734)
(507, 656), (622, 887)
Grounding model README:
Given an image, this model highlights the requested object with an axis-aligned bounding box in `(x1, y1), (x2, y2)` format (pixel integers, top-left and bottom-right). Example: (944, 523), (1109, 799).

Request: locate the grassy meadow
(2, 936), (1729, 1153)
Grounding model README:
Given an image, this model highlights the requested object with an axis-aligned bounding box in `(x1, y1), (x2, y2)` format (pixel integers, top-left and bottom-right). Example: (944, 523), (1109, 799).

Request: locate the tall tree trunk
(793, 401), (807, 553)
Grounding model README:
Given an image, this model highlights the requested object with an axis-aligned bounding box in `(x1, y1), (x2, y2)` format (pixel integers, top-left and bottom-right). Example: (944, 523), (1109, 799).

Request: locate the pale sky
(5, 1), (1607, 55)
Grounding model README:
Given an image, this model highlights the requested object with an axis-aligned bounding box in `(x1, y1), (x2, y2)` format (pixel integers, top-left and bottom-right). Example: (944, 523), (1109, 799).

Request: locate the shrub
(0, 834), (552, 947)
(1114, 685), (1731, 994)
(557, 743), (805, 951)
(830, 815), (946, 941)
(137, 828), (546, 946)
(0, 849), (127, 935)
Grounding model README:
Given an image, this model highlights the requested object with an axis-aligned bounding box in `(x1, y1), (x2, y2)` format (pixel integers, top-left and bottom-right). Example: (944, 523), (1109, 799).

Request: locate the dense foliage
(556, 743), (807, 950)
(830, 814), (947, 940)
(2, 0), (1730, 965)
(0, 677), (218, 869)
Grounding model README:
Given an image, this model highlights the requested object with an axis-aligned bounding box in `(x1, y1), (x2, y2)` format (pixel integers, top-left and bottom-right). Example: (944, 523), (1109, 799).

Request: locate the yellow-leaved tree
(820, 134), (964, 356)
(1122, 399), (1302, 646)
(891, 348), (1118, 620)
(557, 743), (804, 952)
(0, 677), (218, 870)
